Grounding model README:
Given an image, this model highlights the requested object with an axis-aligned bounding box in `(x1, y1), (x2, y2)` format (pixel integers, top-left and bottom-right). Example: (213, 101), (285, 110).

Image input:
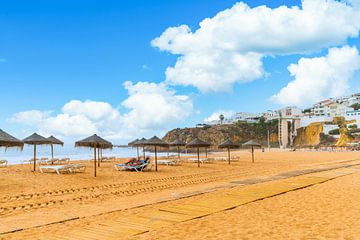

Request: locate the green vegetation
(351, 103), (360, 110)
(329, 129), (340, 135)
(235, 118), (278, 137)
(302, 108), (311, 113)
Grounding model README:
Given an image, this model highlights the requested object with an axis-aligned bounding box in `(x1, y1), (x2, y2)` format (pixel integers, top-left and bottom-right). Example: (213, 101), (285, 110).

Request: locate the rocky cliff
(163, 121), (279, 147)
(293, 123), (324, 147)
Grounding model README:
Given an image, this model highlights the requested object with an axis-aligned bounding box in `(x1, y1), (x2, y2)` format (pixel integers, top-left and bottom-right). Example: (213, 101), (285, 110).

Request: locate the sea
(0, 144), (174, 165)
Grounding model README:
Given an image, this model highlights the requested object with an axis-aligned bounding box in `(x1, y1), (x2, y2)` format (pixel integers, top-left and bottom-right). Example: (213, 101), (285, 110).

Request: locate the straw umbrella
(142, 136), (169, 172)
(186, 138), (211, 168)
(0, 129), (24, 149)
(242, 140), (261, 163)
(218, 139), (240, 165)
(170, 139), (186, 160)
(47, 136), (64, 161)
(128, 139), (140, 160)
(75, 134), (112, 177)
(133, 138), (147, 160)
(23, 133), (52, 171)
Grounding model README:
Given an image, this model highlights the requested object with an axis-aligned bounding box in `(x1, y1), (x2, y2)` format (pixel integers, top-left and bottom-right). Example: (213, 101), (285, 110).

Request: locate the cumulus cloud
(271, 46), (360, 106)
(204, 110), (235, 123)
(152, 0), (360, 92)
(9, 83), (193, 141)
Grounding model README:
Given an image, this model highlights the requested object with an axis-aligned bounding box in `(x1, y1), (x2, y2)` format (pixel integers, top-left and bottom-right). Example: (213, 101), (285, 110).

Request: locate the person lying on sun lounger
(114, 157), (151, 172)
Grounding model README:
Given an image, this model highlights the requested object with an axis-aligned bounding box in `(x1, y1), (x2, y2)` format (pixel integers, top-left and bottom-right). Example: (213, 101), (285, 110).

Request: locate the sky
(1, 0), (360, 143)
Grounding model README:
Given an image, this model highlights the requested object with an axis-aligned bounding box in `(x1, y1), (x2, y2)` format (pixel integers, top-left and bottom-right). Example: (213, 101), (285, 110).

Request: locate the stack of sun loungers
(157, 158), (181, 166)
(114, 158), (152, 172)
(187, 158), (211, 163)
(39, 163), (86, 175)
(0, 160), (8, 167)
(38, 158), (70, 165)
(101, 156), (116, 162)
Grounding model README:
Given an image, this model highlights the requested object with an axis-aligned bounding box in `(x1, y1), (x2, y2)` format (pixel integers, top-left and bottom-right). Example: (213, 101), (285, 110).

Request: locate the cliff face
(163, 122), (278, 146)
(294, 123), (323, 147)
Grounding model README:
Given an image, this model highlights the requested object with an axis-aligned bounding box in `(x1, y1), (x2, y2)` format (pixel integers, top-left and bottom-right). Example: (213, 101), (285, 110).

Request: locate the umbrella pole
(228, 147), (231, 165)
(178, 146), (180, 160)
(155, 146), (158, 172)
(205, 148), (208, 158)
(143, 146), (145, 160)
(252, 146), (254, 163)
(33, 144), (36, 172)
(98, 148), (100, 167)
(197, 147), (200, 168)
(51, 144), (54, 160)
(136, 146), (139, 160)
(94, 145), (97, 177)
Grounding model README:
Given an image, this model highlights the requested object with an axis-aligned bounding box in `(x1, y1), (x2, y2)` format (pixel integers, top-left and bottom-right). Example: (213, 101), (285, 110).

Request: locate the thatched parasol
(128, 138), (140, 160)
(242, 140), (261, 163)
(218, 139), (239, 165)
(133, 137), (147, 160)
(142, 136), (169, 172)
(47, 136), (64, 160)
(186, 138), (211, 167)
(75, 134), (113, 177)
(170, 139), (186, 160)
(23, 133), (52, 171)
(0, 129), (24, 149)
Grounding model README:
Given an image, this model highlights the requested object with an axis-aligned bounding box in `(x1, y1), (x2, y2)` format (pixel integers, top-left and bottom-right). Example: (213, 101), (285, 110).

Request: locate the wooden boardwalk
(25, 166), (360, 240)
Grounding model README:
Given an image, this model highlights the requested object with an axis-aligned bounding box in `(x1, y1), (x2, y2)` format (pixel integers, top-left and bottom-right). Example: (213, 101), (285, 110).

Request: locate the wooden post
(98, 147), (100, 167)
(51, 144), (54, 160)
(197, 147), (200, 168)
(177, 146), (180, 160)
(94, 145), (97, 177)
(251, 146), (254, 163)
(136, 146), (139, 160)
(228, 147), (231, 165)
(155, 145), (158, 172)
(33, 144), (37, 172)
(143, 146), (146, 160)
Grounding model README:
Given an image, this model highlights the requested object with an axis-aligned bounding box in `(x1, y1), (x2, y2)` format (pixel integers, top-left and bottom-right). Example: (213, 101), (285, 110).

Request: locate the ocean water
(0, 144), (167, 165)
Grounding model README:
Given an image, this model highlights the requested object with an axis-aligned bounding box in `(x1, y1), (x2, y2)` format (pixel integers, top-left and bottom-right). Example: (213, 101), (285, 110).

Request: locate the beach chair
(114, 158), (150, 172)
(57, 158), (70, 164)
(67, 164), (86, 173)
(158, 158), (181, 166)
(39, 165), (72, 175)
(0, 160), (8, 167)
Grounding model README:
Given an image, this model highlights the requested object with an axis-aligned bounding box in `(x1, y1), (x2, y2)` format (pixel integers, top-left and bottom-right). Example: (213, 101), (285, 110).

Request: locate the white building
(278, 106), (302, 118)
(232, 112), (261, 123)
(262, 110), (280, 121)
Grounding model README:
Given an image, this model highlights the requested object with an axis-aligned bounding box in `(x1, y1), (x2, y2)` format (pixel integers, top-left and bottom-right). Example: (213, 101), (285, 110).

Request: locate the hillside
(163, 120), (279, 147)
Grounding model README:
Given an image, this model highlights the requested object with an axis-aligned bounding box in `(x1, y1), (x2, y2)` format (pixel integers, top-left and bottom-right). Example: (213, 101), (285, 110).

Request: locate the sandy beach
(1, 150), (360, 239)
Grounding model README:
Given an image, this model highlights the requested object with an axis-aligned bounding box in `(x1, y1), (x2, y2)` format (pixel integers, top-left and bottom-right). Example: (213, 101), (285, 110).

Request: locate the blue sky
(1, 0), (360, 143)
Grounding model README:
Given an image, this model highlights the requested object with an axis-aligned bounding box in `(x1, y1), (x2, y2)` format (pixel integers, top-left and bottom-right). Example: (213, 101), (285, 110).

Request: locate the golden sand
(1, 150), (360, 239)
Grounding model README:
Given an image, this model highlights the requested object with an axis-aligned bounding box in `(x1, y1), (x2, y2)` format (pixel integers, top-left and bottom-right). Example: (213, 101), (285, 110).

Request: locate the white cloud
(122, 81), (193, 130)
(204, 110), (235, 123)
(9, 83), (193, 142)
(271, 46), (360, 106)
(0, 58), (7, 63)
(152, 0), (360, 92)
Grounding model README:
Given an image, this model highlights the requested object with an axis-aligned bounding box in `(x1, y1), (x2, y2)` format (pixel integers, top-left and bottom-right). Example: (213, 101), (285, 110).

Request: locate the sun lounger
(214, 157), (228, 161)
(187, 158), (210, 163)
(39, 158), (58, 165)
(157, 158), (181, 166)
(114, 159), (151, 172)
(67, 164), (86, 173)
(0, 160), (8, 167)
(39, 165), (72, 175)
(57, 158), (70, 164)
